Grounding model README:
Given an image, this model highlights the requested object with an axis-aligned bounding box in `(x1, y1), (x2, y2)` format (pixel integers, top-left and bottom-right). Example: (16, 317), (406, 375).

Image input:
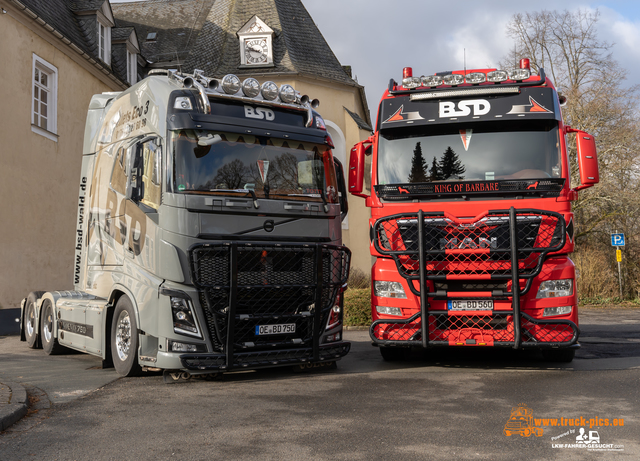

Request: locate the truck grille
(189, 243), (350, 355)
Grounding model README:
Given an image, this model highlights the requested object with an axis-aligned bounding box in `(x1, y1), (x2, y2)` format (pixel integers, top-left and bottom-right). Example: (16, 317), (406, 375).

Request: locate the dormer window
(127, 49), (137, 84)
(98, 19), (111, 64)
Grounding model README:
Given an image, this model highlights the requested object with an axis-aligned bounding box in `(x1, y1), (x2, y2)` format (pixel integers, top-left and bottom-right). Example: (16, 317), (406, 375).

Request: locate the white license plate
(255, 323), (296, 335)
(448, 300), (494, 311)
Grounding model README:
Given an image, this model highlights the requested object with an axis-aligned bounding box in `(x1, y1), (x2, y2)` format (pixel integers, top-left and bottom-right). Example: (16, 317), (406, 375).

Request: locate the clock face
(244, 38), (268, 64)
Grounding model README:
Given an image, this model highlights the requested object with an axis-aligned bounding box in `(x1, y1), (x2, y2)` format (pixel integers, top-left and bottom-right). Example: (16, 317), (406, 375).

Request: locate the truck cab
(350, 59), (598, 362)
(21, 70), (351, 378)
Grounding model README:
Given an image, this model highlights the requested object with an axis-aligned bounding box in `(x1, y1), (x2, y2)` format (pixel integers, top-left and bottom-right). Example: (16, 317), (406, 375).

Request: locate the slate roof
(11, 0), (129, 87)
(112, 0), (215, 66)
(111, 0), (358, 86)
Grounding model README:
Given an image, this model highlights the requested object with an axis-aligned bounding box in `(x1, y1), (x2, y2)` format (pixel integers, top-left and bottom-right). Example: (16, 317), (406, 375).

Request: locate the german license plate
(448, 300), (494, 311)
(255, 323), (296, 335)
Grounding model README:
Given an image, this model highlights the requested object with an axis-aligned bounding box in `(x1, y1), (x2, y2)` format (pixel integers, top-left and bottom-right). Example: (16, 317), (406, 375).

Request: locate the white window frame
(98, 19), (111, 65)
(31, 54), (58, 142)
(127, 49), (137, 85)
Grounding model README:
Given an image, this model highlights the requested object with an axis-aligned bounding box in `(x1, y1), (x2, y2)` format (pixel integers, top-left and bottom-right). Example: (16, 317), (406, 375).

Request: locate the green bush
(344, 288), (371, 326)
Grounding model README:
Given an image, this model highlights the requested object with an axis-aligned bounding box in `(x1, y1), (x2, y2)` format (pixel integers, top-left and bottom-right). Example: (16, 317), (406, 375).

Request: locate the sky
(111, 0), (640, 118)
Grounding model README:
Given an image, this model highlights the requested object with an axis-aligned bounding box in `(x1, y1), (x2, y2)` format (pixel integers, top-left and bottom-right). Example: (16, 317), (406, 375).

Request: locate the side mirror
(333, 158), (348, 221)
(570, 129), (599, 191)
(349, 141), (370, 198)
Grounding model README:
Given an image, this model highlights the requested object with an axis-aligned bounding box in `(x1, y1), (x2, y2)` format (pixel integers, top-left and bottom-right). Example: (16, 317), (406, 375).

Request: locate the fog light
(509, 68), (531, 81)
(374, 281), (406, 299)
(422, 75), (443, 87)
(376, 306), (403, 316)
(543, 306), (572, 317)
(487, 70), (508, 82)
(402, 76), (421, 89)
(168, 340), (207, 353)
(465, 72), (486, 84)
(443, 74), (464, 86)
(536, 280), (573, 298)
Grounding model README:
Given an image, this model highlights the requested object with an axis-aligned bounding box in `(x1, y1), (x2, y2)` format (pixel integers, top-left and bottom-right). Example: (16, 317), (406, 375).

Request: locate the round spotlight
(221, 74), (241, 94)
(279, 84), (296, 104)
(421, 75), (444, 87)
(310, 99), (320, 108)
(242, 78), (260, 98)
(443, 74), (464, 86)
(261, 81), (278, 100)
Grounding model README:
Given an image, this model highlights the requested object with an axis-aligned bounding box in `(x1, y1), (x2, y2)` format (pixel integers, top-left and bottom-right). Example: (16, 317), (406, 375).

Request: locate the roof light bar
(410, 86), (520, 101)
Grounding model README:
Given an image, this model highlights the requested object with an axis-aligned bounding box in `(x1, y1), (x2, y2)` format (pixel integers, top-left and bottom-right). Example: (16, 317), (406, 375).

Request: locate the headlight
(376, 306), (403, 316)
(261, 81), (278, 100)
(443, 74), (464, 86)
(402, 76), (421, 89)
(509, 68), (531, 81)
(173, 96), (192, 110)
(422, 75), (444, 87)
(374, 281), (406, 299)
(241, 78), (260, 98)
(465, 72), (486, 84)
(170, 296), (202, 338)
(543, 306), (572, 317)
(536, 280), (573, 298)
(487, 70), (508, 82)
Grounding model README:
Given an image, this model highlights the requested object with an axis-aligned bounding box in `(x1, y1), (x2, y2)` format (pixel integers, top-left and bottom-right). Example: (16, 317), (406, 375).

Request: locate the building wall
(0, 6), (121, 309)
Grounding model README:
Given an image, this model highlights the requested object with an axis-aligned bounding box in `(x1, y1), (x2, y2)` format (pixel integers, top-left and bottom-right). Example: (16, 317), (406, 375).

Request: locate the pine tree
(429, 156), (441, 181)
(438, 146), (466, 180)
(407, 142), (428, 183)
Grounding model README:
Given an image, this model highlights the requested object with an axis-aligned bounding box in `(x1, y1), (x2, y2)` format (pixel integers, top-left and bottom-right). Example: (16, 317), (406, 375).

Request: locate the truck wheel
(41, 299), (65, 355)
(379, 346), (409, 361)
(111, 297), (142, 377)
(24, 291), (44, 349)
(542, 348), (575, 363)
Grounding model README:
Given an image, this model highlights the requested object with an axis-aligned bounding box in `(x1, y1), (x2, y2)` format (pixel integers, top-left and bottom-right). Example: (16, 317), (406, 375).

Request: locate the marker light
(221, 74), (241, 94)
(402, 77), (421, 89)
(509, 68), (531, 81)
(487, 70), (508, 82)
(279, 84), (296, 103)
(261, 81), (278, 100)
(443, 74), (464, 86)
(174, 97), (192, 110)
(376, 306), (403, 316)
(465, 72), (486, 84)
(374, 281), (407, 299)
(241, 78), (260, 97)
(536, 280), (573, 298)
(422, 75), (444, 87)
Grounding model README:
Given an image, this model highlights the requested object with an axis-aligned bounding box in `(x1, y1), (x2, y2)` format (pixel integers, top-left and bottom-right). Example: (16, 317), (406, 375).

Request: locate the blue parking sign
(611, 233), (625, 247)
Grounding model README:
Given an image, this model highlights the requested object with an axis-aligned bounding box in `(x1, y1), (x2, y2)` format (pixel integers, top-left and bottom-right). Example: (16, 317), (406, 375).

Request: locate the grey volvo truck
(21, 70), (351, 380)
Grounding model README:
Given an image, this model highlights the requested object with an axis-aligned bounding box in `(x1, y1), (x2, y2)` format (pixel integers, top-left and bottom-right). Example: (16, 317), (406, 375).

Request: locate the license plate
(255, 323), (296, 335)
(448, 300), (494, 311)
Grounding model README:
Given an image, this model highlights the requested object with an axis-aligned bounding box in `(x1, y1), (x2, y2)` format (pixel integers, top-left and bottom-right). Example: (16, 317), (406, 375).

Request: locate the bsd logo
(439, 99), (491, 118)
(244, 106), (275, 121)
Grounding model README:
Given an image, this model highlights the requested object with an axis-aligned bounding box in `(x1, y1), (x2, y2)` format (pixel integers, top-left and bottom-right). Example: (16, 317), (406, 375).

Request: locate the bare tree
(503, 9), (640, 299)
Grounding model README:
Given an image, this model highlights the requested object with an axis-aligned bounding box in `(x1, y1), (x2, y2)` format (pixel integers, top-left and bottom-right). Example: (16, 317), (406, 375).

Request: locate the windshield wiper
(209, 189), (259, 209)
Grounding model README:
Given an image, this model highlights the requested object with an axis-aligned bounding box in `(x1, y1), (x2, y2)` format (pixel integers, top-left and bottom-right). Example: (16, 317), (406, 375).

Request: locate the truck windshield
(378, 120), (562, 185)
(170, 130), (338, 203)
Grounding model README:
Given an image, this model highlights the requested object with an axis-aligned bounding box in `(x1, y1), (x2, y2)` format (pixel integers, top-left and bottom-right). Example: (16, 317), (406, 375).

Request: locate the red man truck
(349, 59), (599, 362)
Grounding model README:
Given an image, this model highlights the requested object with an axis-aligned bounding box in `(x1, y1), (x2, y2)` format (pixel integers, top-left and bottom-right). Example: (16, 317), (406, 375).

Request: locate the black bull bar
(370, 208), (579, 349)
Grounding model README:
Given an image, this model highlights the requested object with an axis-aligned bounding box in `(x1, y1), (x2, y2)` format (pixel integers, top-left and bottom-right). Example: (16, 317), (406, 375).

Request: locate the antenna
(464, 48), (466, 74)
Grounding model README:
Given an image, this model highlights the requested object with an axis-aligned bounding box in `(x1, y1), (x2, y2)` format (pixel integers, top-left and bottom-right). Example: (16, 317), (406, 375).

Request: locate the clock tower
(237, 16), (274, 68)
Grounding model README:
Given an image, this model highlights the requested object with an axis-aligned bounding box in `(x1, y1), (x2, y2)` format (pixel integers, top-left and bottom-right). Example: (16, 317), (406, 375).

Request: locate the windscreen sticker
(459, 129), (473, 151)
(383, 105), (424, 123)
(507, 96), (552, 114)
(258, 160), (270, 183)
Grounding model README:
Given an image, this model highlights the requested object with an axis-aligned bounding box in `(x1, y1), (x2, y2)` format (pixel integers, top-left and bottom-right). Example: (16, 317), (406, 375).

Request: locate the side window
(141, 139), (161, 209)
(110, 146), (129, 195)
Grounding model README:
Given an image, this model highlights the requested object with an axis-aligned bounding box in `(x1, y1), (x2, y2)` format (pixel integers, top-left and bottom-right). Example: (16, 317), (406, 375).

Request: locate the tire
(111, 296), (142, 377)
(379, 346), (409, 361)
(542, 348), (575, 363)
(24, 291), (44, 349)
(40, 299), (65, 355)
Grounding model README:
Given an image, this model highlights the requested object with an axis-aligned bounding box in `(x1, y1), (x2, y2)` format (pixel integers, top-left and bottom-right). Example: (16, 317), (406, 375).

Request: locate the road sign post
(611, 233), (625, 298)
